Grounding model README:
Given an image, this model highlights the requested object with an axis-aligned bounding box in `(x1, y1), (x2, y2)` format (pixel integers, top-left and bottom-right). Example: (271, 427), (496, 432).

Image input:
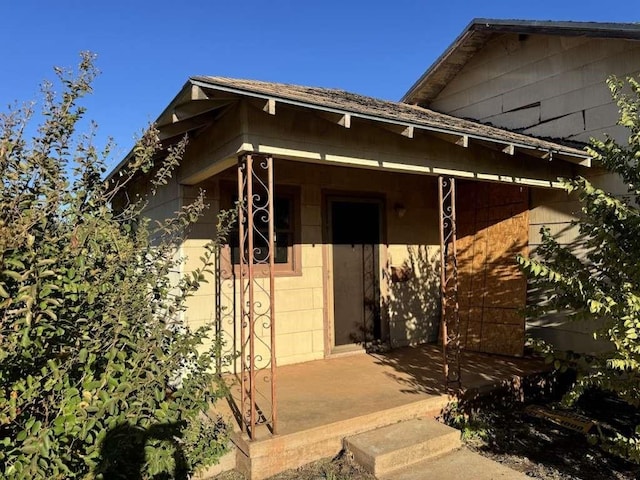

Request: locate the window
(222, 184), (301, 277)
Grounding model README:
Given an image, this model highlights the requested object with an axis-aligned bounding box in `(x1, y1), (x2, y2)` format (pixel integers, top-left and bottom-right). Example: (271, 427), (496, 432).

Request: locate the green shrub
(0, 53), (232, 479)
(518, 76), (640, 462)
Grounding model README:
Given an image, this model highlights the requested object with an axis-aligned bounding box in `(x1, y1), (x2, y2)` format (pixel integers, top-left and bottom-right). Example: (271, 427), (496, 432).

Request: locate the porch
(210, 344), (547, 479)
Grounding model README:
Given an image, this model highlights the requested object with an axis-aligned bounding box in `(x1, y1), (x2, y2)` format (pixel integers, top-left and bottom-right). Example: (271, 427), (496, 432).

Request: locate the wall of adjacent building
(429, 33), (640, 145)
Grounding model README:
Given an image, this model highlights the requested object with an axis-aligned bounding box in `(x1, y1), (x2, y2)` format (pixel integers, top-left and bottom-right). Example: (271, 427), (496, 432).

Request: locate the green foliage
(0, 53), (233, 478)
(440, 401), (490, 442)
(517, 75), (640, 462)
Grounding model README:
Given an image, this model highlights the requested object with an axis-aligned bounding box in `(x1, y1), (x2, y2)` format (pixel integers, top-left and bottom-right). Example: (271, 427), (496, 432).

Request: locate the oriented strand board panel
(456, 180), (528, 356)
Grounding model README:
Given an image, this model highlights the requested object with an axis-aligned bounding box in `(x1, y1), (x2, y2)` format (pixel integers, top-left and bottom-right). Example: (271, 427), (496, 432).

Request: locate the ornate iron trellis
(438, 176), (461, 392)
(237, 154), (277, 439)
(362, 243), (381, 346)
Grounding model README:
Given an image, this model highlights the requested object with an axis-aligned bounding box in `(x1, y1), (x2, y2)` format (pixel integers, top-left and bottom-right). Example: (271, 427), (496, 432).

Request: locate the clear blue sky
(2, 1), (638, 169)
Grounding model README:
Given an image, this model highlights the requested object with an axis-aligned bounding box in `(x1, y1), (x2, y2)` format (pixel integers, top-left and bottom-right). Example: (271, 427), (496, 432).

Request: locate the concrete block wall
(176, 159), (442, 368)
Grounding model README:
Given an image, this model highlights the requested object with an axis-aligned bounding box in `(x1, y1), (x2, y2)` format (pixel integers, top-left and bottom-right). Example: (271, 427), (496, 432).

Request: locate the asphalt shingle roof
(191, 76), (589, 159)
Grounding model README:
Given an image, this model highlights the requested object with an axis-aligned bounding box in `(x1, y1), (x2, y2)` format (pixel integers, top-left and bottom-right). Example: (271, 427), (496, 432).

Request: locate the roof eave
(190, 78), (591, 166)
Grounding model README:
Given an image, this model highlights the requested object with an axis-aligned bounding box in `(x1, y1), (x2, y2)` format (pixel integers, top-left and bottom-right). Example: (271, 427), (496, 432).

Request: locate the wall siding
(430, 34), (640, 144)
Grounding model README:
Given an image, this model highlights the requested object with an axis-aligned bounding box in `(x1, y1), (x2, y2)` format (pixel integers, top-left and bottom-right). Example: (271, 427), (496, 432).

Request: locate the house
(110, 18), (639, 458)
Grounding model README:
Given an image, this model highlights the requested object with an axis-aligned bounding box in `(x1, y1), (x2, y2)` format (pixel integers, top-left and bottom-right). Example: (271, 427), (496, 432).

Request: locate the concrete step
(380, 447), (530, 480)
(344, 418), (461, 477)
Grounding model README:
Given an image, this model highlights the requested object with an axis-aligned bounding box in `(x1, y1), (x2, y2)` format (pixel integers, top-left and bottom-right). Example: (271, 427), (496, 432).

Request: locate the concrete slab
(211, 344), (547, 479)
(216, 344), (546, 438)
(381, 447), (530, 480)
(232, 397), (450, 480)
(345, 418), (461, 476)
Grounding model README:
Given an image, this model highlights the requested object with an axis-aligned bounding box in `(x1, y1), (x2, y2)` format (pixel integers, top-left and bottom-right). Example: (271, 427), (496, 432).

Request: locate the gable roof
(402, 18), (640, 106)
(169, 76), (590, 164)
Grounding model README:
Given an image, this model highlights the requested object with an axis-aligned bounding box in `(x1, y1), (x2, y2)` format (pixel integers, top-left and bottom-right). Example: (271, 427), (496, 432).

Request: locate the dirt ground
(212, 451), (375, 480)
(451, 391), (640, 480)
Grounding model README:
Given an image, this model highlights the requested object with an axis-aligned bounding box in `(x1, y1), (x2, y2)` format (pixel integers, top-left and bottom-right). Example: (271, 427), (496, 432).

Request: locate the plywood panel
(456, 180), (528, 356)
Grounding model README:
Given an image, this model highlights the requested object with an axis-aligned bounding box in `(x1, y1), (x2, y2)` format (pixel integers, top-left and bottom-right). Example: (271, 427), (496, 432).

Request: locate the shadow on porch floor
(219, 343), (547, 437)
(207, 344), (548, 479)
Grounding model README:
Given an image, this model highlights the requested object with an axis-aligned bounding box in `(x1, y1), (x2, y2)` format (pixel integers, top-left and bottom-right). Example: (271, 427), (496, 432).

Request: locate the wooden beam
(381, 124), (415, 139)
(171, 99), (235, 123)
(316, 111), (351, 128)
(502, 144), (515, 155)
(263, 98), (276, 115)
(158, 106), (231, 141)
(428, 131), (470, 148)
(191, 84), (210, 101)
(402, 126), (414, 139)
(456, 135), (469, 148)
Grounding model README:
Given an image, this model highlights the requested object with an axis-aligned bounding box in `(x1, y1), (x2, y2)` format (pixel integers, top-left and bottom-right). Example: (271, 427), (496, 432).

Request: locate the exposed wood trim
(502, 144), (515, 156)
(264, 98), (276, 115)
(382, 124), (414, 138)
(430, 132), (469, 148)
(159, 108), (226, 140)
(317, 111), (351, 128)
(403, 126), (414, 138)
(456, 134), (469, 148)
(191, 84), (210, 100)
(339, 113), (351, 128)
(237, 142), (564, 188)
(188, 79), (591, 166)
(170, 99), (235, 123)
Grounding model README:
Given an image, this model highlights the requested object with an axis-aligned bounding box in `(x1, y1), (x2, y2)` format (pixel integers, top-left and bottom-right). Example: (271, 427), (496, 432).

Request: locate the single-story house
(110, 18), (640, 441)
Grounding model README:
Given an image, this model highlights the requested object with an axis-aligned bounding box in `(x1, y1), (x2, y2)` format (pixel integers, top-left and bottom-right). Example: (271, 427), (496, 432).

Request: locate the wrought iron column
(438, 176), (462, 392)
(237, 154), (277, 439)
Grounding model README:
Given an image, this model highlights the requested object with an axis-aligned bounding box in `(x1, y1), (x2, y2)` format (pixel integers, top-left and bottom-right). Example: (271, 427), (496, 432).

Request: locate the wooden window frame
(220, 183), (302, 278)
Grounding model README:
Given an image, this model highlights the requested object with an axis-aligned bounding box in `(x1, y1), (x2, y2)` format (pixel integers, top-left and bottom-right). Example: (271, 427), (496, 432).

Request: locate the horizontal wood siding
(430, 34), (640, 144)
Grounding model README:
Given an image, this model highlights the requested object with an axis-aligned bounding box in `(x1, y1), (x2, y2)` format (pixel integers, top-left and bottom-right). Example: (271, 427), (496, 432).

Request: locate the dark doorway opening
(329, 198), (383, 348)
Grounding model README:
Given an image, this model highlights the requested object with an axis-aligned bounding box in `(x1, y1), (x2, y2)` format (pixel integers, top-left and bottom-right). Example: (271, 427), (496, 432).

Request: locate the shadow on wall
(526, 221), (611, 353)
(384, 245), (441, 349)
(346, 245), (440, 352)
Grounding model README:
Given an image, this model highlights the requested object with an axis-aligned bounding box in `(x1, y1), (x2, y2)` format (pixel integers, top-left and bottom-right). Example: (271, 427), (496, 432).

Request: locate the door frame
(322, 191), (387, 356)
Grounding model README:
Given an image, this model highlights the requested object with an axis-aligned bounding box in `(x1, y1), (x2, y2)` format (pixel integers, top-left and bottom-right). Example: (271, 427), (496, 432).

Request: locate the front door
(329, 198), (382, 349)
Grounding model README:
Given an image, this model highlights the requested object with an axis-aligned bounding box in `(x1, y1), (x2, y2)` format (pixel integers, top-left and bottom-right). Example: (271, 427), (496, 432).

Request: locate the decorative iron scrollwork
(236, 154), (277, 439)
(438, 176), (461, 392)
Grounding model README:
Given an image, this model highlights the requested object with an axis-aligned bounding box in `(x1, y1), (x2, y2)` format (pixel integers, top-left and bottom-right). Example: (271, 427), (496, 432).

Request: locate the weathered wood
(264, 98), (276, 115)
(456, 180), (528, 356)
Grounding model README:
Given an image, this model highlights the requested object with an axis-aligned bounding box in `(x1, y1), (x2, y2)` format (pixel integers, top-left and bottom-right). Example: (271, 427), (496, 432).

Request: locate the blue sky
(2, 1), (638, 169)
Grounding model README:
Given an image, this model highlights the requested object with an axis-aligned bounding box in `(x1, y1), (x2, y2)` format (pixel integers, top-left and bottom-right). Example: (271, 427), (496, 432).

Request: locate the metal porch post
(438, 176), (462, 393)
(237, 154), (278, 439)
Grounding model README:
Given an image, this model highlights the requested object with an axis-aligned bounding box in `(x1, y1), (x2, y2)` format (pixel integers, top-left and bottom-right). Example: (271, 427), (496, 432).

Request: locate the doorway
(328, 197), (383, 350)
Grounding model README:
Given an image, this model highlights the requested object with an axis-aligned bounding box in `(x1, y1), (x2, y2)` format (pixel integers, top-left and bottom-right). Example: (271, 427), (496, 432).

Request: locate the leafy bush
(0, 53), (232, 478)
(518, 76), (640, 462)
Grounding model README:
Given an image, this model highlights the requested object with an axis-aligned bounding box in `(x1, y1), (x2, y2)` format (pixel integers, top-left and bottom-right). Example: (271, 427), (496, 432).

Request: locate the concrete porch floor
(207, 344), (548, 479)
(247, 343), (546, 436)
